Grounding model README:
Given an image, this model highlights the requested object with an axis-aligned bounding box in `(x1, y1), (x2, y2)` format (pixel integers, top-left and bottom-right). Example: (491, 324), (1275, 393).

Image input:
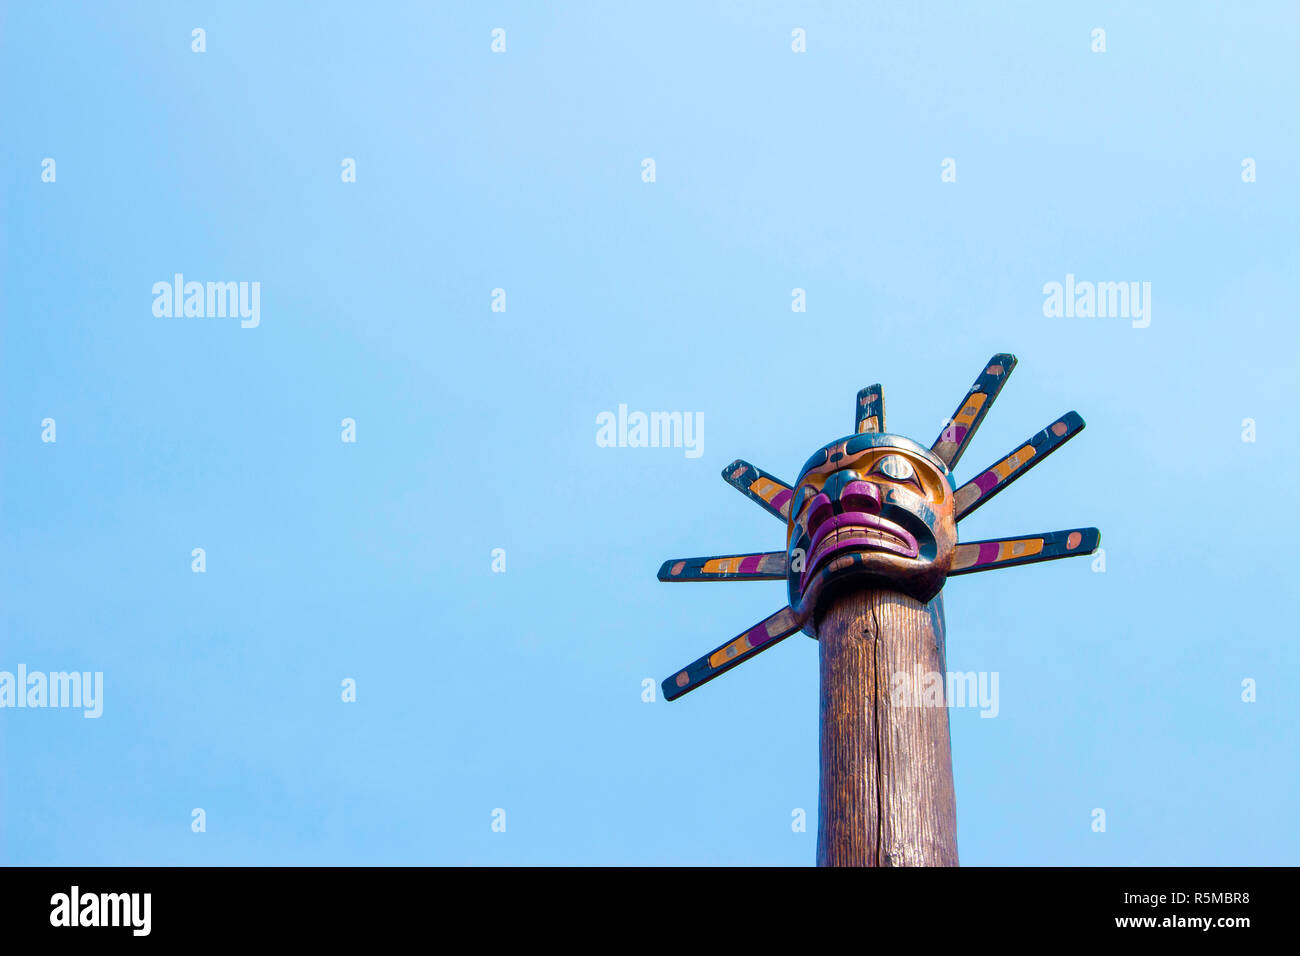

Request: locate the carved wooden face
(657, 355), (1100, 702)
(786, 433), (957, 624)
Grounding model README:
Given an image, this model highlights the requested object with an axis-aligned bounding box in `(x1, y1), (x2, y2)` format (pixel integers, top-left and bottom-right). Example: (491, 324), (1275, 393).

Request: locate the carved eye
(873, 455), (920, 487)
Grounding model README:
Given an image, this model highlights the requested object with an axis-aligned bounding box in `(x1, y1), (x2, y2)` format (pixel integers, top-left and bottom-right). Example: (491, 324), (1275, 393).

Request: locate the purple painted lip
(800, 513), (919, 591)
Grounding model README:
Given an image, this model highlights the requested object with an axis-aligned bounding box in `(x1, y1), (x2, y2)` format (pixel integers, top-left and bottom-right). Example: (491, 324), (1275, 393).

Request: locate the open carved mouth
(800, 512), (919, 591)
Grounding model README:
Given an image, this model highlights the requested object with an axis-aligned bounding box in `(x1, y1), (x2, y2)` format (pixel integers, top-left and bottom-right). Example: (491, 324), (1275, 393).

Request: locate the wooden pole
(816, 587), (959, 866)
(656, 356), (1100, 866)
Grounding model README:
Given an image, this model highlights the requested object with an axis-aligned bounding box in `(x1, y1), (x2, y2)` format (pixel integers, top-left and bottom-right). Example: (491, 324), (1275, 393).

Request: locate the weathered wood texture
(816, 587), (958, 867)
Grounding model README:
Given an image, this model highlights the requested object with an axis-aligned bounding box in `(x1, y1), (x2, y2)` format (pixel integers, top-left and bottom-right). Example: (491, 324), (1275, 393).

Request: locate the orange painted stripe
(954, 392), (987, 426)
(993, 444), (1035, 480)
(751, 477), (782, 502)
(996, 538), (1044, 562)
(709, 635), (752, 668)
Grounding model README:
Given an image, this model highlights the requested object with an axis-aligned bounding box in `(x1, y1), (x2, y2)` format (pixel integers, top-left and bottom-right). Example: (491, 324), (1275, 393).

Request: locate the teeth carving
(837, 528), (893, 548)
(823, 526), (904, 552)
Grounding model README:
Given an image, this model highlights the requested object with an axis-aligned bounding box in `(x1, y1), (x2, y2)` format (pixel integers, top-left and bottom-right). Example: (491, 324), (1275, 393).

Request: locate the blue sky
(2, 2), (1297, 865)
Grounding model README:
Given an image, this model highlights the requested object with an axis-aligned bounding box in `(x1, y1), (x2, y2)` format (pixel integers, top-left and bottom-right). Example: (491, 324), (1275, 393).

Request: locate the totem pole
(657, 354), (1099, 866)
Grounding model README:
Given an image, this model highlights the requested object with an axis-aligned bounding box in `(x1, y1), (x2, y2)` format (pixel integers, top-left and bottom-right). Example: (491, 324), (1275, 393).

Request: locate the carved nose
(823, 472), (883, 515)
(806, 477), (883, 536)
(837, 480), (883, 516)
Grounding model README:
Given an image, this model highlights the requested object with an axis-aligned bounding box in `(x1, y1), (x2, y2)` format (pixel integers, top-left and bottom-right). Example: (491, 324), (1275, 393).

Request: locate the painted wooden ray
(662, 606), (801, 701)
(722, 459), (794, 522)
(658, 552), (786, 582)
(953, 411), (1085, 520)
(931, 353), (1017, 468)
(949, 528), (1100, 575)
(855, 384), (885, 434)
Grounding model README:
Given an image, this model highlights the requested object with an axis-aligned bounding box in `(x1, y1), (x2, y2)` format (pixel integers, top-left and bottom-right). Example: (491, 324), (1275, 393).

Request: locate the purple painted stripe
(747, 623), (775, 648)
(738, 554), (762, 574)
(976, 541), (1000, 566)
(974, 470), (1000, 493)
(771, 488), (793, 512)
(951, 425), (969, 444)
